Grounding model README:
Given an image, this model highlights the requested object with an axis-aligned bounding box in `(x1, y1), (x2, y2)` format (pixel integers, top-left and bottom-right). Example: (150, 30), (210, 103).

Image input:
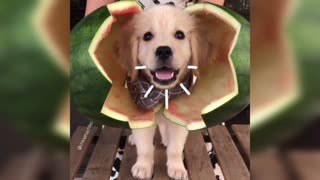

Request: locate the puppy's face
(117, 6), (200, 89)
(135, 6), (195, 89)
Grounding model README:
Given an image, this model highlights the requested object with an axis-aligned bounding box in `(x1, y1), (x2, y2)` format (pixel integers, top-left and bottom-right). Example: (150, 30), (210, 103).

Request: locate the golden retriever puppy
(116, 5), (204, 180)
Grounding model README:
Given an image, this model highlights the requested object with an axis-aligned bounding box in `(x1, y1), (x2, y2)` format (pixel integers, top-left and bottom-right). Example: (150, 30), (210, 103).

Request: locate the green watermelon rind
(0, 0), (69, 149)
(71, 6), (129, 128)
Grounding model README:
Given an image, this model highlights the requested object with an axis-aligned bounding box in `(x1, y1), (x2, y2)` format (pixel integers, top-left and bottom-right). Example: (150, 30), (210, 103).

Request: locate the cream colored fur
(129, 112), (189, 180)
(115, 5), (208, 180)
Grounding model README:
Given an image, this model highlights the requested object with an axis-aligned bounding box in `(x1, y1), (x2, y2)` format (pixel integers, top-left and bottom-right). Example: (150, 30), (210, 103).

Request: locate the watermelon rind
(33, 0), (70, 139)
(70, 2), (250, 130)
(163, 3), (242, 130)
(0, 0), (69, 148)
(163, 3), (249, 130)
(198, 3), (250, 128)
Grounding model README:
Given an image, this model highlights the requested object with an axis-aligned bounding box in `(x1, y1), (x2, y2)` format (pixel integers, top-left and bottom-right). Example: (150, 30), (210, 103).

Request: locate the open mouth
(150, 67), (179, 84)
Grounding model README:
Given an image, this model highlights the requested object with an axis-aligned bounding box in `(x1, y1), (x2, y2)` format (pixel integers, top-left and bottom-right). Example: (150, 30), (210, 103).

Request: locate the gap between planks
(82, 127), (123, 180)
(184, 131), (217, 180)
(70, 126), (98, 179)
(231, 124), (250, 167)
(208, 125), (249, 180)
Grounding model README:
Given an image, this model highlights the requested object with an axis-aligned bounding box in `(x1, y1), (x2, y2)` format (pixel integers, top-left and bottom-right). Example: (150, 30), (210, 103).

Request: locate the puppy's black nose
(156, 46), (172, 60)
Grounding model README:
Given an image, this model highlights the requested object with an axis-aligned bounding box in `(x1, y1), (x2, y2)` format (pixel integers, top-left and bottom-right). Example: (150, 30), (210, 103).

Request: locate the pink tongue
(156, 71), (173, 80)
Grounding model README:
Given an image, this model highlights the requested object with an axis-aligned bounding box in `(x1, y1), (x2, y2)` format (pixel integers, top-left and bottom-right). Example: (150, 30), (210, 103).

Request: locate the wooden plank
(52, 151), (69, 180)
(70, 126), (98, 179)
(153, 128), (171, 180)
(251, 149), (289, 180)
(231, 125), (250, 160)
(208, 125), (249, 180)
(118, 137), (137, 180)
(83, 127), (123, 180)
(184, 131), (216, 180)
(0, 149), (49, 180)
(287, 151), (320, 180)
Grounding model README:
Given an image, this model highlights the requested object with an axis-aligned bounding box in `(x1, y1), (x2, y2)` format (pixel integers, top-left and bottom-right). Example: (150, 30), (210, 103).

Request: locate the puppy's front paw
(131, 161), (153, 179)
(167, 163), (188, 180)
(128, 134), (136, 146)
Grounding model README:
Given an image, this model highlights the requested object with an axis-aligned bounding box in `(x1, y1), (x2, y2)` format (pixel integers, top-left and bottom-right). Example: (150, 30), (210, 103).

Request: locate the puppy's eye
(143, 32), (153, 41)
(175, 31), (185, 40)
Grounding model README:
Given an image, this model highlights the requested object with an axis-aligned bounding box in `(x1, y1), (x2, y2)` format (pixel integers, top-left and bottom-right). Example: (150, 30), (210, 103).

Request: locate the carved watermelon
(70, 1), (250, 130)
(0, 0), (69, 148)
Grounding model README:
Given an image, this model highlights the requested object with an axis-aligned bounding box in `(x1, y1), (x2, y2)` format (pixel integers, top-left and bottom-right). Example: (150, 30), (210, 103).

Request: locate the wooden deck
(70, 124), (250, 180)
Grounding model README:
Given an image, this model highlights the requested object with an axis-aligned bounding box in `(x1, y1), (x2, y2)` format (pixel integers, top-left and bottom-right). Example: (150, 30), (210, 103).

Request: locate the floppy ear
(190, 30), (209, 78)
(115, 20), (139, 80)
(190, 25), (215, 78)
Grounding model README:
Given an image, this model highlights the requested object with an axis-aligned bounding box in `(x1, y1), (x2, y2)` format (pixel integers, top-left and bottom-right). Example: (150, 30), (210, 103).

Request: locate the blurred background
(0, 0), (69, 179)
(251, 0), (320, 179)
(0, 0), (319, 179)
